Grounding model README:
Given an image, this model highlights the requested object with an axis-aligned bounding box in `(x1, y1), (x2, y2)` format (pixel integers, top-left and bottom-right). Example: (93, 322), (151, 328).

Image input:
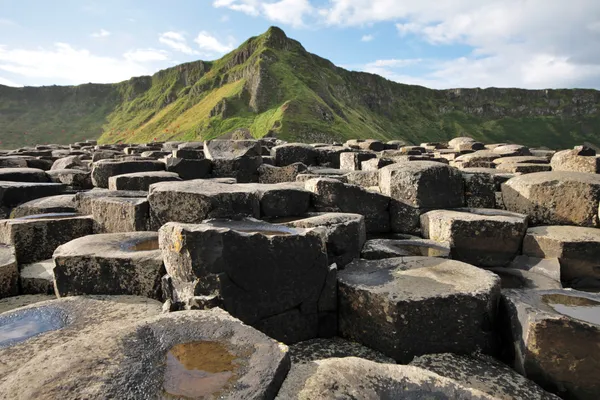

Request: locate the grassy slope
(1, 27), (599, 149)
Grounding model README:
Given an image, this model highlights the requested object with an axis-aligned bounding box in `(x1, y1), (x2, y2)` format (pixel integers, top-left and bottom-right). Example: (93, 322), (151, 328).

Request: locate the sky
(1, 0), (600, 90)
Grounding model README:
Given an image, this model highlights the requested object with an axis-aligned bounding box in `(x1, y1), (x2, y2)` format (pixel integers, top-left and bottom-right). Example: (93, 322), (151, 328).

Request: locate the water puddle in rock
(0, 308), (67, 348)
(543, 294), (600, 326)
(163, 341), (238, 398)
(121, 237), (160, 252)
(205, 219), (297, 236)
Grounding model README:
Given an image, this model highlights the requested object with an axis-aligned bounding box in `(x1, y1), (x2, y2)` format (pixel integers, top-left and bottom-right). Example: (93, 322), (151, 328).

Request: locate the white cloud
(124, 48), (169, 62)
(262, 0), (312, 27)
(91, 29), (110, 38)
(0, 76), (22, 87)
(220, 15), (230, 22)
(320, 0), (600, 89)
(0, 43), (158, 85)
(361, 34), (374, 42)
(213, 0), (260, 16)
(194, 32), (234, 55)
(159, 31), (198, 55)
(213, 0), (313, 26)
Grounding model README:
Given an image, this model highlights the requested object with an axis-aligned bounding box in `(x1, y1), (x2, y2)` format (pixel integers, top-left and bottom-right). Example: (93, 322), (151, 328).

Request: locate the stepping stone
(338, 257), (500, 362)
(508, 255), (562, 281)
(0, 157), (29, 168)
(10, 195), (76, 218)
(19, 259), (54, 294)
(314, 145), (349, 168)
(305, 178), (390, 233)
(523, 225), (600, 287)
(339, 151), (377, 170)
(421, 208), (528, 267)
(0, 294), (55, 314)
(449, 136), (477, 149)
(276, 357), (500, 399)
(46, 168), (92, 189)
(0, 168), (49, 183)
(107, 171), (181, 191)
(380, 161), (464, 209)
(164, 157), (212, 180)
(0, 182), (65, 209)
(0, 214), (94, 264)
(0, 245), (17, 298)
(360, 238), (450, 260)
(90, 197), (149, 233)
(241, 183), (311, 218)
(148, 179), (260, 227)
(258, 162), (307, 184)
(496, 163), (552, 173)
(53, 232), (164, 299)
(271, 143), (319, 166)
(159, 218), (333, 343)
(452, 151), (500, 168)
(289, 337), (395, 365)
(171, 148), (205, 159)
(461, 170), (496, 208)
(345, 139), (385, 152)
(361, 157), (395, 171)
(279, 212), (366, 267)
(485, 267), (562, 290)
(502, 289), (600, 400)
(210, 155), (263, 183)
(51, 155), (88, 170)
(551, 148), (600, 173)
(91, 159), (165, 188)
(502, 171), (600, 227)
(344, 170), (379, 188)
(74, 188), (148, 215)
(0, 306), (289, 400)
(493, 144), (531, 157)
(203, 139), (261, 159)
(0, 296), (162, 385)
(494, 155), (550, 165)
(411, 353), (560, 400)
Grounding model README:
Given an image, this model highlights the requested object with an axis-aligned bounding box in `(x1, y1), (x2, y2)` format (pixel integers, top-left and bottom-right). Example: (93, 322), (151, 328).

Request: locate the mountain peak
(260, 26), (293, 50)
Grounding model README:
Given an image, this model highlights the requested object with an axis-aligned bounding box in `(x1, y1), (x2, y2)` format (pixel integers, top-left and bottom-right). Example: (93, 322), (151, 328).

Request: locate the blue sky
(1, 0), (600, 89)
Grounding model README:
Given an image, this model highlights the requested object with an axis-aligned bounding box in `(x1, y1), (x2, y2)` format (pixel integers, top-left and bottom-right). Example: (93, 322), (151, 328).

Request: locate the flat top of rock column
(54, 231), (160, 258)
(526, 225), (600, 241)
(194, 218), (304, 237)
(505, 170), (600, 186)
(340, 256), (499, 301)
(424, 208), (528, 222)
(149, 179), (258, 195)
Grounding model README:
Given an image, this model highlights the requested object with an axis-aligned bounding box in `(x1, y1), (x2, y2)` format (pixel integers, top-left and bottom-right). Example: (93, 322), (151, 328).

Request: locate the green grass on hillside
(1, 26), (599, 149)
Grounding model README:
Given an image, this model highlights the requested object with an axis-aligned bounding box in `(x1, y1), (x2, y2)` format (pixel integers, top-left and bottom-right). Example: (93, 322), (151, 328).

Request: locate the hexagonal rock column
(0, 245), (17, 298)
(461, 170), (496, 208)
(360, 237), (450, 260)
(107, 171), (181, 191)
(339, 151), (377, 171)
(148, 179), (260, 227)
(305, 178), (390, 233)
(276, 357), (502, 400)
(338, 257), (500, 363)
(410, 353), (560, 400)
(90, 197), (149, 233)
(501, 289), (600, 400)
(0, 182), (65, 210)
(551, 148), (600, 173)
(523, 226), (600, 288)
(0, 305), (289, 400)
(380, 161), (464, 233)
(258, 163), (308, 184)
(164, 157), (212, 180)
(0, 214), (94, 264)
(280, 212), (366, 268)
(421, 208), (528, 267)
(271, 143), (319, 167)
(91, 159), (165, 188)
(9, 195), (76, 218)
(159, 218), (334, 343)
(74, 188), (148, 215)
(0, 167), (50, 183)
(53, 232), (165, 299)
(20, 259), (55, 294)
(240, 183), (311, 218)
(46, 169), (92, 189)
(502, 171), (600, 227)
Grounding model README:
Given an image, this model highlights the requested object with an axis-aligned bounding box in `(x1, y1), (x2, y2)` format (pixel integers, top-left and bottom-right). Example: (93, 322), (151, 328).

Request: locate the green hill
(1, 26), (600, 149)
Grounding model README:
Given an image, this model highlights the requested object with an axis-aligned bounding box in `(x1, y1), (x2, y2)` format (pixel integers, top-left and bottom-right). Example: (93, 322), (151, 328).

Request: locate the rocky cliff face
(1, 26), (599, 149)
